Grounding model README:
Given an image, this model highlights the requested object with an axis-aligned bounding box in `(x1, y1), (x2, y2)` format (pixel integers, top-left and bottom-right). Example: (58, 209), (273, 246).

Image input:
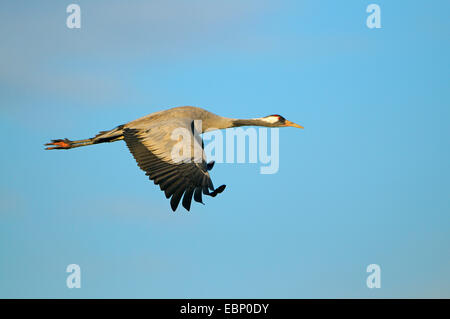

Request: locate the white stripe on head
(260, 116), (279, 124)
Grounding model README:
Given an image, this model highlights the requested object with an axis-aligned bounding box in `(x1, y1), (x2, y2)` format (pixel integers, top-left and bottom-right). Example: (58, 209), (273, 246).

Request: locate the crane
(45, 106), (303, 211)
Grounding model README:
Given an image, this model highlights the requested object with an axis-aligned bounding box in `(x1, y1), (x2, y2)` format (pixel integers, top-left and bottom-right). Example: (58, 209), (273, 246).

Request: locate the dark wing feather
(182, 186), (195, 211)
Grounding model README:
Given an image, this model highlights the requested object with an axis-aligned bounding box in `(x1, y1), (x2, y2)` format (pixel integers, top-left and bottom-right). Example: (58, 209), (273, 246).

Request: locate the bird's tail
(44, 125), (124, 150)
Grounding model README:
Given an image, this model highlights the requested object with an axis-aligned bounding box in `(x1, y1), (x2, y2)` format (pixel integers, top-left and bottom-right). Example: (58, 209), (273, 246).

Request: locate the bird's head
(261, 114), (304, 129)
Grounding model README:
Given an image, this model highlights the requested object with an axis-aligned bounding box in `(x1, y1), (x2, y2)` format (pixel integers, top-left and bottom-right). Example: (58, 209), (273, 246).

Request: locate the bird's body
(45, 106), (303, 211)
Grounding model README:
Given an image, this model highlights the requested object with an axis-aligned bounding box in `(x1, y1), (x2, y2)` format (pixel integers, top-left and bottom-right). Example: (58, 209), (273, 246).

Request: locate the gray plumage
(45, 106), (303, 211)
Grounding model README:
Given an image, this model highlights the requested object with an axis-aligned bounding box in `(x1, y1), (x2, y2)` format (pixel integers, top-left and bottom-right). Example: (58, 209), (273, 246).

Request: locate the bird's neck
(202, 118), (268, 132)
(200, 111), (271, 132)
(231, 118), (268, 128)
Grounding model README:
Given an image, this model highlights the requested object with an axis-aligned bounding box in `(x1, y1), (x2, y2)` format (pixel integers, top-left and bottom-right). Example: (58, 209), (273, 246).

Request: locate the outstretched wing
(123, 118), (225, 211)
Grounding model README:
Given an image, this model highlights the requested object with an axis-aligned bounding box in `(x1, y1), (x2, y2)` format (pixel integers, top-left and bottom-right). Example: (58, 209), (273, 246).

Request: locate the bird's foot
(44, 138), (72, 150)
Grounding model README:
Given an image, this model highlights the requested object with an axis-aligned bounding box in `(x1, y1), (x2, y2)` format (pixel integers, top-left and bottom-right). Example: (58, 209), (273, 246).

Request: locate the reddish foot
(44, 139), (72, 150)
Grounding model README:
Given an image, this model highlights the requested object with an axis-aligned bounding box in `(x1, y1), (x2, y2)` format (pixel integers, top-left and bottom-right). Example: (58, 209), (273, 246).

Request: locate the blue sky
(0, 0), (449, 298)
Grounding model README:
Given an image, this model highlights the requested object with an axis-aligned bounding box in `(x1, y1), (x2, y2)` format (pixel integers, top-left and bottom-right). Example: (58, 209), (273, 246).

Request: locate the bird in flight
(45, 106), (303, 211)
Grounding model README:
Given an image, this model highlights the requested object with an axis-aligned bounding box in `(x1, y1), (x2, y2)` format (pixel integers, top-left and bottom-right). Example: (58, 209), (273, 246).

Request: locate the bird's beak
(284, 120), (304, 129)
